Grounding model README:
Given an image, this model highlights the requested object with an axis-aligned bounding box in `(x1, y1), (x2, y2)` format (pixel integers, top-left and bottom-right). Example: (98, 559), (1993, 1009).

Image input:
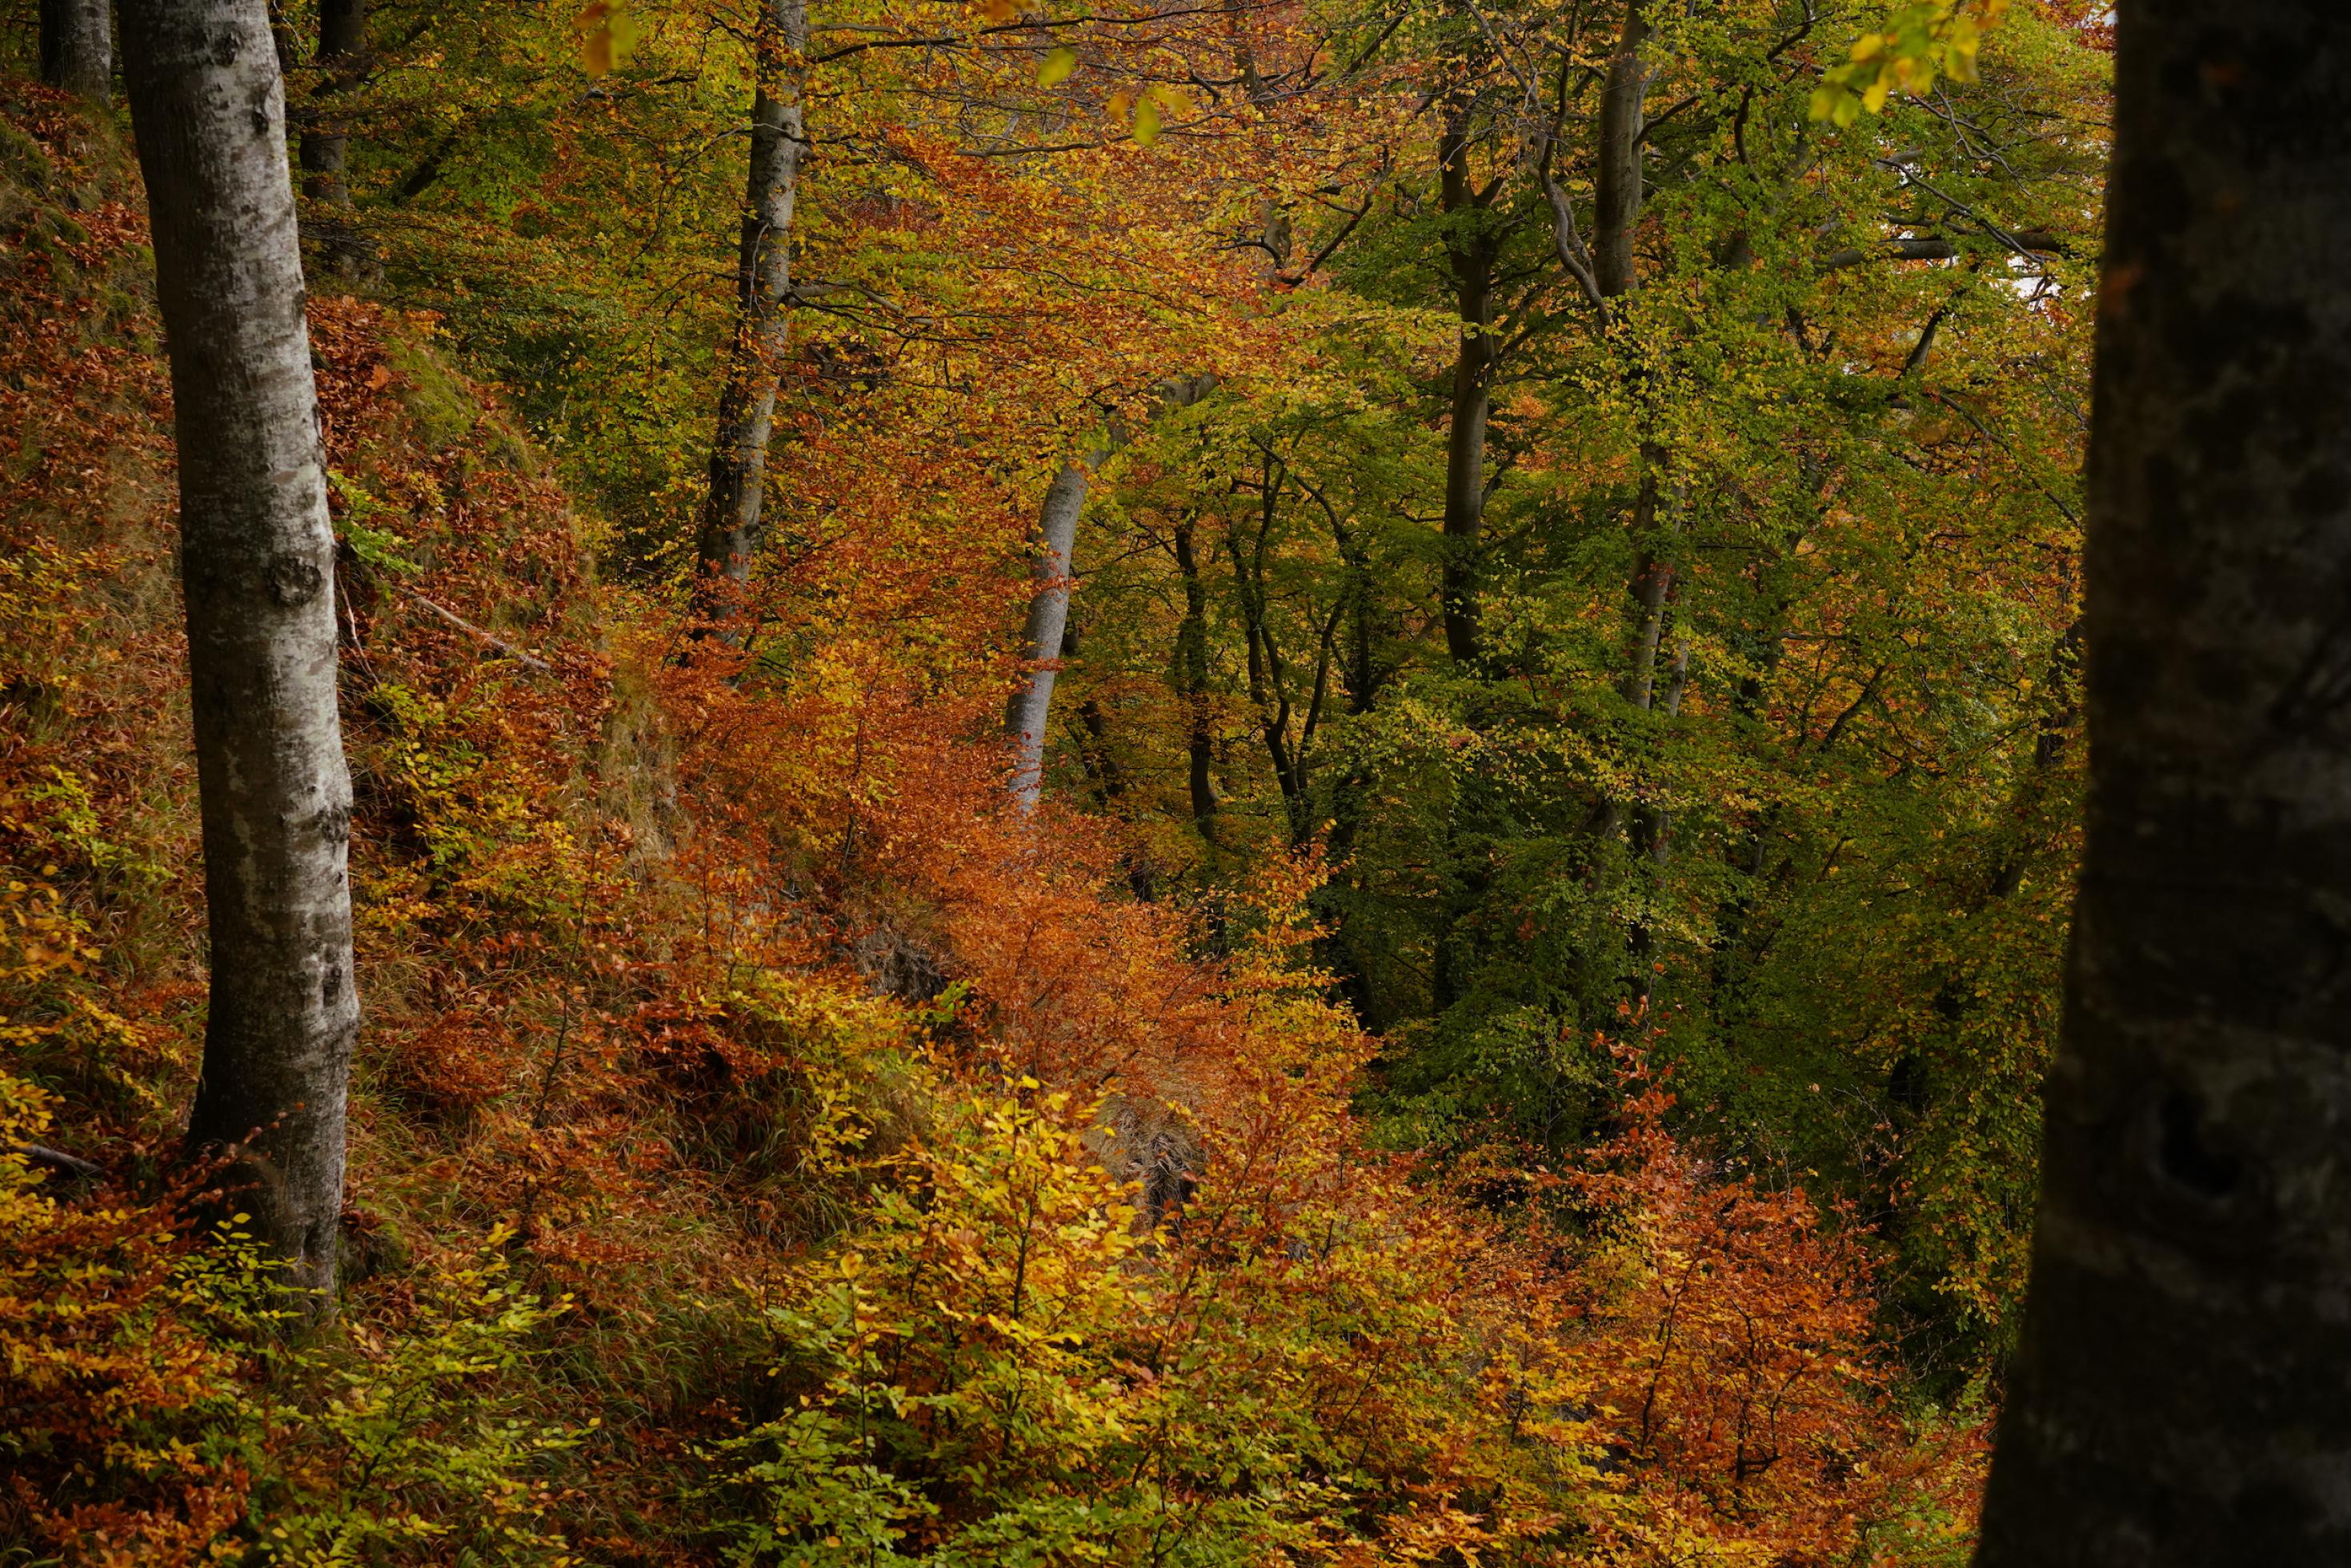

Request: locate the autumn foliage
(0, 0), (2097, 1549)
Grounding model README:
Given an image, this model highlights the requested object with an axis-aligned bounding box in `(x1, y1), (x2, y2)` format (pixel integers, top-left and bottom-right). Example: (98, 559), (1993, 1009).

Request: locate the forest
(10, 0), (2332, 1561)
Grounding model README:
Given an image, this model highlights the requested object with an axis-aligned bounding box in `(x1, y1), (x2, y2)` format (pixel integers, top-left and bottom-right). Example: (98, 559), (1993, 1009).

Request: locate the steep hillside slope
(1, 82), (1978, 1567)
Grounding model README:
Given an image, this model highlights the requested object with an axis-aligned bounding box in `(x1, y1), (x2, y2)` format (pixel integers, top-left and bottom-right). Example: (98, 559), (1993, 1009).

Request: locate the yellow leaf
(1038, 46), (1079, 86)
(1133, 95), (1163, 145)
(575, 1), (639, 77)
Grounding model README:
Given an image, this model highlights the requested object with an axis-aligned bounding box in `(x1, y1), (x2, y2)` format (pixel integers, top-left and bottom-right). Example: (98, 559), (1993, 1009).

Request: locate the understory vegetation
(3, 0), (2098, 1558)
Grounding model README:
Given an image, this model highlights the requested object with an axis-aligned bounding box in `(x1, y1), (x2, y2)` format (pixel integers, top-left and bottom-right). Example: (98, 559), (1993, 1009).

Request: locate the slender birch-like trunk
(40, 0), (111, 99)
(1976, 4), (2351, 1559)
(696, 0), (808, 615)
(1001, 376), (1215, 806)
(1004, 456), (1102, 807)
(120, 0), (358, 1314)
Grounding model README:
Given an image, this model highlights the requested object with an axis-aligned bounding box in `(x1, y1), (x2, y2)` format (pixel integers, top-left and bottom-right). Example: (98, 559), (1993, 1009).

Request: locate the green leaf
(1132, 95), (1162, 146)
(1037, 46), (1079, 86)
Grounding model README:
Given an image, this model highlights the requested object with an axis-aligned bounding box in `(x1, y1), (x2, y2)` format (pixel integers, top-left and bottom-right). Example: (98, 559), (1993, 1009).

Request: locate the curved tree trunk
(1000, 375), (1216, 806)
(120, 0), (358, 1317)
(40, 0), (111, 100)
(695, 0), (808, 619)
(1976, 4), (2351, 1560)
(1005, 456), (1100, 808)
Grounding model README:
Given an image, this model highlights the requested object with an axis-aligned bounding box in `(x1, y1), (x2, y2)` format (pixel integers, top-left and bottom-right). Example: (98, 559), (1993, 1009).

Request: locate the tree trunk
(298, 0), (362, 206)
(119, 0), (358, 1317)
(1000, 374), (1216, 805)
(695, 0), (808, 617)
(1976, 5), (2351, 1560)
(1592, 0), (1648, 301)
(1172, 518), (1217, 834)
(1615, 450), (1672, 708)
(1439, 107), (1496, 666)
(1005, 456), (1100, 808)
(296, 0), (365, 274)
(39, 0), (111, 100)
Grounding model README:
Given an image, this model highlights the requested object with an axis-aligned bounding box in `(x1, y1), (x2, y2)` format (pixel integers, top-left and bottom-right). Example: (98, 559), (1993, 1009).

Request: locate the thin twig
(399, 589), (554, 673)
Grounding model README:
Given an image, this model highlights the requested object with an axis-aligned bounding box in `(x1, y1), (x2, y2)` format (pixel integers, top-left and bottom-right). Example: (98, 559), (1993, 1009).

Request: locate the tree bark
(1592, 0), (1648, 301)
(1000, 374), (1216, 806)
(296, 0), (366, 274)
(1976, 5), (2351, 1561)
(1615, 451), (1671, 709)
(1596, 0), (1665, 710)
(1172, 517), (1217, 834)
(119, 0), (358, 1316)
(298, 0), (362, 206)
(695, 0), (808, 618)
(39, 0), (111, 100)
(1439, 106), (1496, 666)
(1005, 456), (1101, 808)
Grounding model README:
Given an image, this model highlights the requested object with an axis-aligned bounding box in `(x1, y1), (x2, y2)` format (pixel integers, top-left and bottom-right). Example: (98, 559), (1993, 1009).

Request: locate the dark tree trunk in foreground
(695, 0), (808, 617)
(121, 0), (358, 1316)
(40, 0), (111, 99)
(1005, 457), (1099, 808)
(1977, 5), (2351, 1560)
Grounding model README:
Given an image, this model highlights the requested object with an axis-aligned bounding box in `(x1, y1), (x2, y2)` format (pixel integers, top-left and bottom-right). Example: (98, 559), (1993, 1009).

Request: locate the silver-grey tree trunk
(1000, 376), (1216, 806)
(695, 0), (807, 616)
(120, 0), (358, 1315)
(40, 0), (111, 100)
(1004, 457), (1099, 809)
(1975, 3), (2351, 1560)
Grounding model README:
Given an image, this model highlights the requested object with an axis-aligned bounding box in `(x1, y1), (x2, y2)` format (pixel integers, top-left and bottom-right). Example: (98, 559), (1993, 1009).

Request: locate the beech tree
(39, 0), (110, 99)
(1974, 2), (2351, 1558)
(1005, 456), (1100, 809)
(1004, 378), (1216, 808)
(119, 0), (359, 1311)
(696, 0), (808, 612)
(297, 0), (367, 272)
